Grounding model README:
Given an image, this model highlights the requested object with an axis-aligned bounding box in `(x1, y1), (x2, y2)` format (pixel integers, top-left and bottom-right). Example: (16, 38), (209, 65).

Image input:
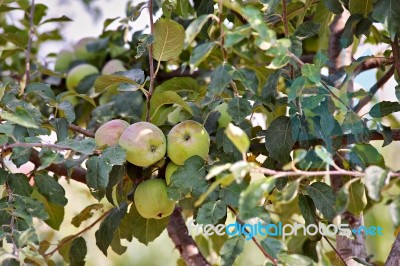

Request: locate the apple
(134, 179), (175, 219)
(66, 64), (99, 91)
(167, 120), (210, 165)
(99, 59), (127, 105)
(119, 122), (167, 167)
(54, 49), (75, 72)
(101, 59), (126, 75)
(214, 102), (232, 128)
(74, 37), (96, 60)
(165, 161), (179, 185)
(95, 119), (129, 147)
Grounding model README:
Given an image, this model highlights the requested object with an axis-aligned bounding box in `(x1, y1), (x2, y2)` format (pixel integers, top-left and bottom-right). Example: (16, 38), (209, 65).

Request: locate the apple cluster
(94, 119), (210, 219)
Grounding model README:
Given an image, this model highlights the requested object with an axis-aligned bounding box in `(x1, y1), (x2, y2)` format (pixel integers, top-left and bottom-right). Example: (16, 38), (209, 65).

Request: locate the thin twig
(2, 142), (72, 151)
(22, 0), (36, 95)
(391, 35), (400, 76)
(44, 209), (112, 257)
(353, 65), (395, 113)
(322, 236), (348, 266)
(145, 0), (155, 122)
(227, 206), (278, 266)
(282, 0), (289, 36)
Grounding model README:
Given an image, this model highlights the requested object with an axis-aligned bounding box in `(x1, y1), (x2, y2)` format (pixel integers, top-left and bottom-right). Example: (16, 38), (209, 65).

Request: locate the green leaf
(288, 76), (305, 102)
(369, 101), (400, 118)
(219, 182), (248, 208)
(227, 97), (252, 124)
(167, 156), (207, 201)
(220, 236), (245, 266)
(196, 200), (227, 225)
(347, 180), (367, 216)
(349, 144), (385, 169)
(342, 111), (369, 143)
(1, 106), (39, 129)
(278, 253), (316, 266)
(95, 203), (128, 255)
(372, 0), (400, 38)
(136, 34), (154, 59)
(33, 190), (64, 230)
(56, 91), (96, 107)
(94, 75), (138, 93)
(25, 82), (55, 101)
(294, 21), (321, 40)
(314, 145), (335, 166)
(239, 178), (275, 220)
(153, 18), (185, 61)
(110, 229), (127, 255)
(301, 63), (321, 83)
(298, 194), (317, 225)
(306, 182), (336, 221)
(69, 237), (87, 266)
(268, 54), (290, 69)
(260, 238), (286, 259)
(323, 0), (343, 14)
(150, 91), (193, 123)
(8, 173), (32, 197)
(71, 204), (104, 227)
(208, 64), (234, 94)
(86, 146), (126, 190)
(40, 15), (72, 25)
(189, 42), (217, 71)
(119, 203), (169, 245)
(185, 14), (212, 48)
(364, 166), (389, 201)
(265, 116), (298, 163)
(58, 138), (96, 155)
(58, 100), (76, 123)
(34, 174), (67, 206)
(224, 123), (250, 154)
(232, 68), (259, 93)
(49, 118), (68, 142)
(155, 77), (200, 98)
(349, 0), (373, 16)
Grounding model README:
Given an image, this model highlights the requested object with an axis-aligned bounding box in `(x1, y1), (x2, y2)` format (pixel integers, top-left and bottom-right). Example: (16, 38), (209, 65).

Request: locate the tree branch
(167, 208), (210, 266)
(353, 65), (395, 113)
(227, 206), (278, 266)
(386, 233), (400, 266)
(391, 35), (400, 76)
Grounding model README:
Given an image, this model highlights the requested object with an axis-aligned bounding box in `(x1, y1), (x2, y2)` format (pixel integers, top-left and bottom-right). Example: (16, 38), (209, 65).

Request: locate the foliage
(1, 0), (400, 265)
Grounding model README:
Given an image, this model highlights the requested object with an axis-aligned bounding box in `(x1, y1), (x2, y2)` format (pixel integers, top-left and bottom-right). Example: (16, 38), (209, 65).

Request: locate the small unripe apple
(54, 49), (75, 72)
(134, 179), (175, 219)
(101, 59), (127, 75)
(165, 161), (179, 185)
(214, 102), (233, 128)
(167, 120), (210, 165)
(119, 122), (167, 167)
(66, 64), (99, 91)
(95, 119), (129, 147)
(74, 37), (96, 60)
(99, 59), (127, 105)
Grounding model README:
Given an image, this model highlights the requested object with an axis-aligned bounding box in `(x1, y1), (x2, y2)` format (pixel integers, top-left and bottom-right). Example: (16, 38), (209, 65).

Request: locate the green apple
(74, 37), (96, 60)
(101, 59), (126, 75)
(134, 179), (175, 219)
(167, 120), (210, 165)
(214, 102), (232, 128)
(54, 49), (75, 72)
(99, 59), (127, 105)
(119, 122), (167, 167)
(66, 64), (99, 91)
(165, 161), (179, 185)
(95, 119), (129, 147)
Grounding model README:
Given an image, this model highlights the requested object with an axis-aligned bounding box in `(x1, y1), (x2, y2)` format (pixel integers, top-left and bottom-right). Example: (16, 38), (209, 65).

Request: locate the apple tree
(1, 0), (400, 265)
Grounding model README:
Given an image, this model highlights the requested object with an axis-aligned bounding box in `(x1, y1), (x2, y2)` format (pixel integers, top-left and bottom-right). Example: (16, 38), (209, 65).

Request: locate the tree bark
(386, 234), (400, 266)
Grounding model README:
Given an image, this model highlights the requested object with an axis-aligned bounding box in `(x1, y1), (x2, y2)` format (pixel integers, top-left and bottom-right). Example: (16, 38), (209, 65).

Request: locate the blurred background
(3, 0), (400, 265)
